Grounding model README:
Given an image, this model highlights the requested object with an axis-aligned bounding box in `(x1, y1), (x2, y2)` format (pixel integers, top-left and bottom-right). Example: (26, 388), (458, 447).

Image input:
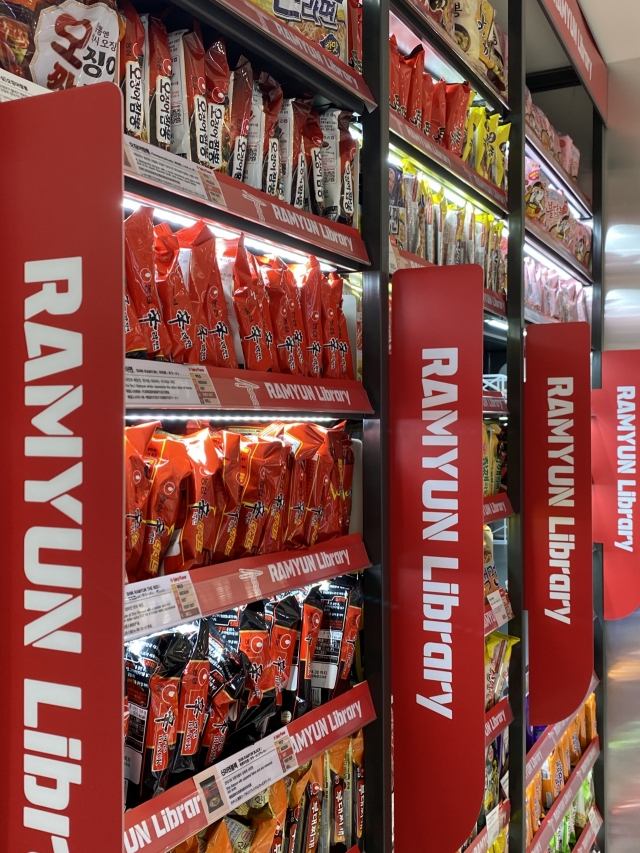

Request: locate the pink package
(544, 187), (569, 235)
(524, 257), (536, 308)
(576, 285), (588, 322)
(541, 272), (559, 317)
(560, 216), (577, 252)
(559, 135), (581, 179)
(573, 223), (592, 267)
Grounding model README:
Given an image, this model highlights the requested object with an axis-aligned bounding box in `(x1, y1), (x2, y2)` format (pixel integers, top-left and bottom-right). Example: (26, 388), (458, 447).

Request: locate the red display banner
(389, 109), (509, 211)
(484, 289), (507, 317)
(390, 266), (485, 851)
(538, 0), (608, 122)
(213, 0), (375, 109)
(483, 492), (515, 522)
(485, 697), (514, 745)
(524, 323), (593, 725)
(0, 86), (124, 850)
(592, 350), (640, 619)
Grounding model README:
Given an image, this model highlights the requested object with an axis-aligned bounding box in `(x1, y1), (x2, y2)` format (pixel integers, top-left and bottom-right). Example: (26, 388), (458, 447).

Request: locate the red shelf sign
(592, 350), (640, 619)
(390, 266), (485, 852)
(483, 392), (508, 415)
(0, 85), (125, 852)
(485, 697), (514, 745)
(389, 109), (509, 211)
(524, 324), (593, 725)
(538, 0), (608, 121)
(484, 289), (507, 317)
(483, 492), (514, 522)
(125, 360), (373, 413)
(213, 0), (375, 109)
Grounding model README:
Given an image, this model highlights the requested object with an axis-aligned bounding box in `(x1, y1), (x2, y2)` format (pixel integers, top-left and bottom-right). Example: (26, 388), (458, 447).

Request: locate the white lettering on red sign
(290, 699), (363, 753)
(22, 256), (84, 851)
(546, 377), (576, 625)
(615, 386), (636, 553)
(417, 348), (459, 719)
(268, 548), (351, 583)
(124, 795), (202, 852)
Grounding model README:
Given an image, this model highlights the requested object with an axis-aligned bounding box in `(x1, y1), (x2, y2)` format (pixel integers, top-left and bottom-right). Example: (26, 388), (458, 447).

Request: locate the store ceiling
(580, 0), (640, 65)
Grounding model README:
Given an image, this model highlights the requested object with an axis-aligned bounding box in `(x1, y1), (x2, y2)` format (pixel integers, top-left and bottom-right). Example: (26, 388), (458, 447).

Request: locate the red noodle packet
(124, 288), (147, 359)
(228, 56), (253, 181)
(205, 38), (231, 171)
(389, 35), (401, 112)
(430, 78), (447, 145)
(154, 223), (200, 364)
(232, 236), (274, 371)
(422, 72), (434, 137)
(445, 81), (472, 155)
(300, 256), (324, 377)
(125, 421), (160, 582)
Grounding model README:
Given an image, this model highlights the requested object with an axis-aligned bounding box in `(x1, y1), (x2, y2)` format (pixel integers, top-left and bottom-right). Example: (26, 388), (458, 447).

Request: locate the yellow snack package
(483, 112), (500, 182)
(559, 731), (572, 782)
(478, 0), (495, 70)
(525, 782), (534, 846)
(251, 0), (348, 63)
(533, 770), (543, 829)
(495, 123), (511, 189)
(463, 106), (486, 166)
(483, 525), (500, 599)
(576, 703), (588, 751)
(541, 746), (564, 810)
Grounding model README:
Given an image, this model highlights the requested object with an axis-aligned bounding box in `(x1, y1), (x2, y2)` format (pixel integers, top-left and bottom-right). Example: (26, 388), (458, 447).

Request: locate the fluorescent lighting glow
(524, 242), (573, 280)
(485, 319), (508, 331)
(388, 152), (404, 168)
(125, 413), (339, 423)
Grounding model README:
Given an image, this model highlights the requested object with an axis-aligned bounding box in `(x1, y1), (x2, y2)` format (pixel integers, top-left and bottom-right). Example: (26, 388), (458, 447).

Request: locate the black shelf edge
(390, 0), (509, 115)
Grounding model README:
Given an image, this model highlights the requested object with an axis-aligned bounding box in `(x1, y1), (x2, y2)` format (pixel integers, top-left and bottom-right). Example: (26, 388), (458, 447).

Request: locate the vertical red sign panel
(592, 350), (640, 620)
(524, 323), (593, 725)
(0, 86), (124, 851)
(538, 0), (608, 121)
(390, 266), (485, 852)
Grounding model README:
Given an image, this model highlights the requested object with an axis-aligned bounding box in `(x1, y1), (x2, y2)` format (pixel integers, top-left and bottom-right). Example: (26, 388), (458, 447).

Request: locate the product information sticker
(125, 360), (220, 407)
(195, 730), (298, 824)
(124, 572), (201, 640)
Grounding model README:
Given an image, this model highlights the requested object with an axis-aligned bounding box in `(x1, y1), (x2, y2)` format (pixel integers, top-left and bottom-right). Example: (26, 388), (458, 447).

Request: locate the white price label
(500, 770), (509, 799)
(0, 68), (49, 103)
(195, 730), (298, 824)
(124, 136), (227, 206)
(487, 590), (508, 626)
(588, 806), (602, 833)
(485, 804), (501, 847)
(124, 572), (201, 640)
(125, 361), (221, 407)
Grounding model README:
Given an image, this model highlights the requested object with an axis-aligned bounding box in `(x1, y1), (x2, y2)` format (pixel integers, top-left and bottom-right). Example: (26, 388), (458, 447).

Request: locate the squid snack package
(290, 97), (314, 208)
(205, 38), (231, 172)
(262, 259), (307, 375)
(243, 78), (266, 190)
(211, 430), (242, 563)
(124, 205), (172, 361)
(136, 432), (192, 581)
(430, 78), (447, 145)
(257, 72), (284, 196)
(233, 435), (289, 558)
(347, 0), (362, 73)
(154, 222), (200, 364)
(444, 81), (472, 156)
(227, 55), (253, 181)
(141, 15), (172, 150)
(389, 34), (400, 113)
(171, 620), (211, 779)
(300, 257), (325, 378)
(168, 23), (209, 167)
(164, 429), (222, 573)
(124, 287), (147, 359)
(421, 72), (434, 138)
(310, 576), (358, 707)
(232, 235), (275, 371)
(140, 630), (193, 801)
(125, 420), (160, 582)
(303, 110), (326, 217)
(199, 621), (248, 769)
(176, 219), (235, 367)
(119, 0), (146, 139)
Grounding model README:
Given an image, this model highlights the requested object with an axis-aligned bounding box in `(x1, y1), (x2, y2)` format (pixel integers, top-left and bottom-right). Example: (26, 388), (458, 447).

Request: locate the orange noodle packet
(124, 420), (159, 582)
(154, 222), (200, 364)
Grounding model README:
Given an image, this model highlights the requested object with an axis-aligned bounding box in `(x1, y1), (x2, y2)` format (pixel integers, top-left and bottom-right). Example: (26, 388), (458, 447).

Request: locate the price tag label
(125, 361), (220, 407)
(485, 804), (501, 847)
(195, 730), (299, 824)
(487, 590), (508, 627)
(124, 572), (201, 640)
(500, 770), (509, 799)
(588, 806), (602, 834)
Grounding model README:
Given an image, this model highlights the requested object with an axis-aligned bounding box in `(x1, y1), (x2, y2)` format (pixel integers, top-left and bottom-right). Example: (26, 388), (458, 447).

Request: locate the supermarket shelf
(483, 391), (508, 416)
(484, 289), (507, 318)
(483, 493), (514, 523)
(123, 137), (369, 270)
(465, 800), (511, 853)
(397, 248), (435, 269)
(524, 307), (561, 325)
(526, 738), (601, 853)
(390, 109), (508, 217)
(525, 217), (593, 287)
(171, 0), (374, 113)
(124, 533), (370, 641)
(389, 0), (509, 115)
(525, 126), (592, 219)
(573, 807), (604, 853)
(525, 672), (600, 786)
(485, 697), (514, 745)
(125, 360), (373, 415)
(124, 682), (376, 853)
(484, 591), (513, 636)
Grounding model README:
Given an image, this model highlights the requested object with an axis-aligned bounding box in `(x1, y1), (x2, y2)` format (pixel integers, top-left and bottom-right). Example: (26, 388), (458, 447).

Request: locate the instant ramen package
(252, 0), (348, 63)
